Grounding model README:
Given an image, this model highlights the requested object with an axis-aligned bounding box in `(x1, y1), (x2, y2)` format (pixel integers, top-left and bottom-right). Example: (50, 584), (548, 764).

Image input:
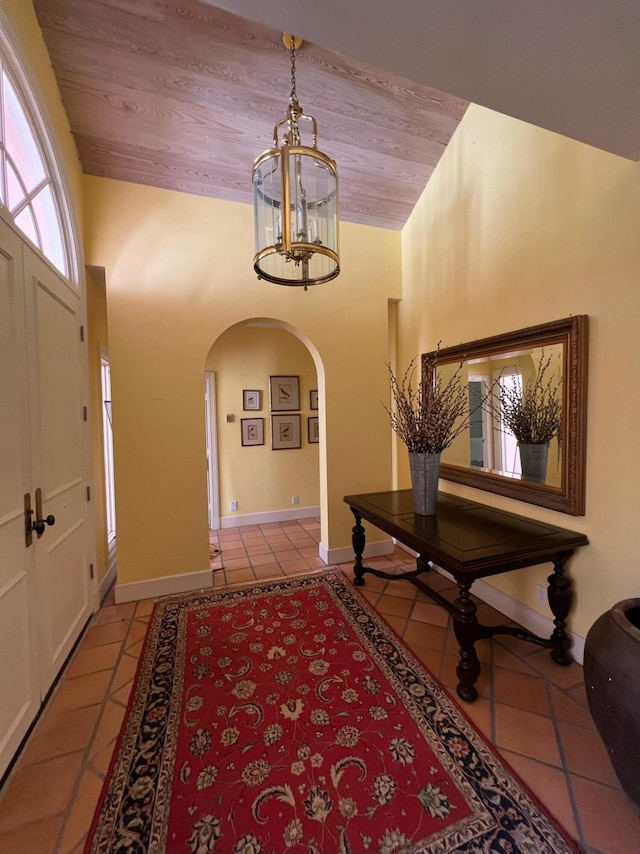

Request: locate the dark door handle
(33, 514), (56, 537)
(25, 490), (56, 546)
(32, 488), (55, 538)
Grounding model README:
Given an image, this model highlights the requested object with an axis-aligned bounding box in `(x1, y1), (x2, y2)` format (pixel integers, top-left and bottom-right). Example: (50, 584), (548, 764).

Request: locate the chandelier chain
(289, 36), (298, 106)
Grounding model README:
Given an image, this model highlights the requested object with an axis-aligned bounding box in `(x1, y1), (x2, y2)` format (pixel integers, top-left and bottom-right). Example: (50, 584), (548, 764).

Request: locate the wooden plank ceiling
(33, 0), (468, 230)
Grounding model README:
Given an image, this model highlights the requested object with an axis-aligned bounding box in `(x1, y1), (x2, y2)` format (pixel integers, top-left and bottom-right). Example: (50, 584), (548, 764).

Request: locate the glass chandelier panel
(252, 36), (339, 288)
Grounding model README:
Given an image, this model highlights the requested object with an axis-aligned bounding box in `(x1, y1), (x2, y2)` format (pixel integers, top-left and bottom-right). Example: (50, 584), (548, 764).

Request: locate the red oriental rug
(85, 571), (581, 854)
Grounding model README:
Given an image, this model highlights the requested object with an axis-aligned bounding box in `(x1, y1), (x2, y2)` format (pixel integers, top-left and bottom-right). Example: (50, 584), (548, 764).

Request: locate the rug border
(84, 568), (584, 854)
(83, 571), (332, 853)
(334, 570), (585, 854)
(83, 603), (160, 854)
(336, 571), (585, 853)
(328, 570), (584, 854)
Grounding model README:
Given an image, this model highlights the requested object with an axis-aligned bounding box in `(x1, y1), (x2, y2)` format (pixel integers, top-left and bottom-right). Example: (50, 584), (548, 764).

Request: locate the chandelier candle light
(252, 34), (340, 289)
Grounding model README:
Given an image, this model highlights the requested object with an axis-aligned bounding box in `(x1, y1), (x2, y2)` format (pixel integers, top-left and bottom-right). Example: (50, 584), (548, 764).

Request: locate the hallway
(0, 518), (638, 853)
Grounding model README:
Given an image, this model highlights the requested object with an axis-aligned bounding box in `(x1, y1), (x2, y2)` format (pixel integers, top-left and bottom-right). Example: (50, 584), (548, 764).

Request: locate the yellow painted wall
(82, 177), (401, 585)
(205, 325), (320, 518)
(15, 0), (635, 640)
(401, 104), (640, 638)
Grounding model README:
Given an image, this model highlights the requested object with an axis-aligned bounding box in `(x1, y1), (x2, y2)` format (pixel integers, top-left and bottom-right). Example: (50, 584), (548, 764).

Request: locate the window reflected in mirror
(440, 345), (564, 487)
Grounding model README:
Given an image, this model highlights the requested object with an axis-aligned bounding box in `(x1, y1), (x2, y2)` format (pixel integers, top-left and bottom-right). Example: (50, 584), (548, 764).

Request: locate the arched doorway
(204, 319), (324, 553)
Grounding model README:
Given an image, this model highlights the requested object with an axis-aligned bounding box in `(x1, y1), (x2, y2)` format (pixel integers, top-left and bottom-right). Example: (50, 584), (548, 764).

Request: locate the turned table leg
(453, 579), (481, 702)
(350, 508), (366, 586)
(547, 553), (574, 665)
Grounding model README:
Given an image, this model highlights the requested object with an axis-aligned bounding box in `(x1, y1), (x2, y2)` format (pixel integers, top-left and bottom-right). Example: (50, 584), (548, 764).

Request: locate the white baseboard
(433, 565), (585, 665)
(220, 506), (320, 529)
(114, 567), (213, 604)
(320, 538), (395, 567)
(99, 560), (117, 605)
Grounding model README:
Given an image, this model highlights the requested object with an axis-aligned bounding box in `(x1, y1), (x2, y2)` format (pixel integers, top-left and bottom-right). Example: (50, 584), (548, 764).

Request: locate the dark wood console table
(344, 490), (588, 702)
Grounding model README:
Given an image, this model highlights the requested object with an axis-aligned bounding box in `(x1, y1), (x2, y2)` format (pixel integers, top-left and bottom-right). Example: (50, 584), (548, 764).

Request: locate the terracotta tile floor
(1, 518), (639, 853)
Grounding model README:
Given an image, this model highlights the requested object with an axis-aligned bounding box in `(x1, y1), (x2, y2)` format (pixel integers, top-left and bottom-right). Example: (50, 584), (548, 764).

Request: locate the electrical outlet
(536, 584), (546, 603)
(292, 495), (299, 505)
(230, 500), (238, 511)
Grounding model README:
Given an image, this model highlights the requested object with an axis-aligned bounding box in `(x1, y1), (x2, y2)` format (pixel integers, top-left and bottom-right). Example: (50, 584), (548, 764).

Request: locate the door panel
(32, 276), (84, 490)
(24, 248), (91, 695)
(0, 577), (37, 760)
(38, 519), (88, 673)
(0, 221), (40, 775)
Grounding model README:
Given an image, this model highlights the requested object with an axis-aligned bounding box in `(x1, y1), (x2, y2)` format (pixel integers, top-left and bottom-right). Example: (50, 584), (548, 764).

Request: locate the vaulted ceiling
(33, 0), (467, 230)
(33, 0), (639, 231)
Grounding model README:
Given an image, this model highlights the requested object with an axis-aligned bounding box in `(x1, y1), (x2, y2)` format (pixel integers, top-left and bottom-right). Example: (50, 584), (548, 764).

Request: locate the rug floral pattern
(86, 572), (580, 854)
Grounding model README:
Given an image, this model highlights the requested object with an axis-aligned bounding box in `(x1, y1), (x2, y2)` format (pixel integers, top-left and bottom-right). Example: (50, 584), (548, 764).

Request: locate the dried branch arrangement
(385, 357), (470, 453)
(498, 352), (562, 444)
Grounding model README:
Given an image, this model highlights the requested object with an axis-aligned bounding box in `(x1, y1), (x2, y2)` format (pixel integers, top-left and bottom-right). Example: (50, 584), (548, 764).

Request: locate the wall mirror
(422, 316), (588, 515)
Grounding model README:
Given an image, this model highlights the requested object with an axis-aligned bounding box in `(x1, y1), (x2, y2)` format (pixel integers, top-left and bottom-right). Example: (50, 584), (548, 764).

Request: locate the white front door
(24, 247), (92, 693)
(0, 218), (92, 777)
(0, 219), (40, 776)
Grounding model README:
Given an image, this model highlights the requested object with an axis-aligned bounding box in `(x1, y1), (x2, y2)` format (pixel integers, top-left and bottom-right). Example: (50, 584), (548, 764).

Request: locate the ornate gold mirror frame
(422, 316), (588, 515)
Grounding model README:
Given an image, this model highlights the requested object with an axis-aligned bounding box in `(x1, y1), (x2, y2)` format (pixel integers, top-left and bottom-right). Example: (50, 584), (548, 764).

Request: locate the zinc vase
(408, 451), (441, 515)
(518, 442), (549, 484)
(583, 599), (640, 810)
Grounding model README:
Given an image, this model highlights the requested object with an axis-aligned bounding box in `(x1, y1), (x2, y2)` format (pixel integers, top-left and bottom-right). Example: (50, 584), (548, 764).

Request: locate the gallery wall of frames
(240, 376), (319, 450)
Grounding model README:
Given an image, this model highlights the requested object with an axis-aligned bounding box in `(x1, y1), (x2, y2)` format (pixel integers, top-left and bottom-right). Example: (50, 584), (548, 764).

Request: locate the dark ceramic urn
(583, 598), (640, 810)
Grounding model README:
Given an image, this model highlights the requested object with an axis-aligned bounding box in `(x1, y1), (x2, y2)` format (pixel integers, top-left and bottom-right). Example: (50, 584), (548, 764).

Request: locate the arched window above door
(0, 45), (72, 279)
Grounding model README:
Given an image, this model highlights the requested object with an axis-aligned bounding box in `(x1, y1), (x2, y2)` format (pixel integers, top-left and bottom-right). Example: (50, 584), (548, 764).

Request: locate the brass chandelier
(252, 34), (340, 289)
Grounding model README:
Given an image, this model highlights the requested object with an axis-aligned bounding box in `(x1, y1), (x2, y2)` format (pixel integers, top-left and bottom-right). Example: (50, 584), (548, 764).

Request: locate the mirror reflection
(439, 345), (563, 486)
(422, 316), (588, 515)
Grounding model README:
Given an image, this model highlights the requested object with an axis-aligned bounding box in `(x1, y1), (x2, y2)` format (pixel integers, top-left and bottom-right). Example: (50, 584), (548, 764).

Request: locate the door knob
(32, 488), (55, 538)
(25, 490), (56, 546)
(32, 514), (56, 537)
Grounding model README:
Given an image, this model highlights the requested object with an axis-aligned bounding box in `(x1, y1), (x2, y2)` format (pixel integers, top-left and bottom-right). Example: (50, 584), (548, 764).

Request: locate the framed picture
(270, 375), (300, 411)
(310, 389), (318, 410)
(271, 414), (301, 450)
(243, 389), (262, 411)
(308, 416), (319, 444)
(241, 417), (264, 446)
